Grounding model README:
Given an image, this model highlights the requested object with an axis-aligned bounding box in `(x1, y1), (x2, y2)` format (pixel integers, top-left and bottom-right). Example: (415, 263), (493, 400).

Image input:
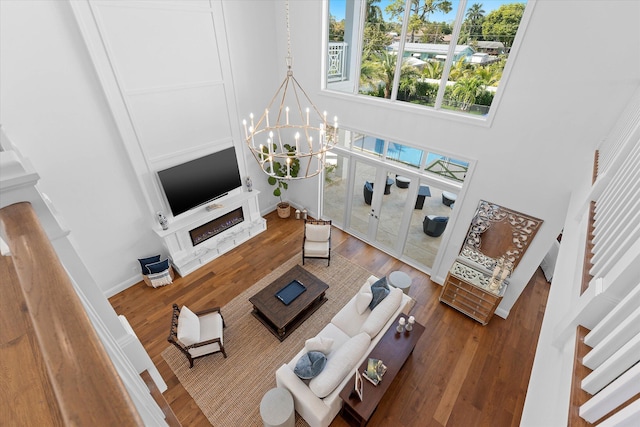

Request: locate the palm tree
(451, 76), (485, 111)
(360, 52), (421, 99)
(447, 57), (471, 81)
(366, 0), (384, 24)
(474, 65), (500, 87)
(386, 0), (453, 43)
(422, 60), (443, 79)
(465, 3), (485, 41)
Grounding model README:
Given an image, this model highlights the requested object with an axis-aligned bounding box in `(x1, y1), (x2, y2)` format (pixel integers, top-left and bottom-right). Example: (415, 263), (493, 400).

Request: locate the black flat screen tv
(157, 147), (242, 217)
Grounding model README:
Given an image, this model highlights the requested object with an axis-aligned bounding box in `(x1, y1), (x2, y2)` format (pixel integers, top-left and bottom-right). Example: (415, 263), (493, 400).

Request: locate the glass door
(346, 159), (409, 254)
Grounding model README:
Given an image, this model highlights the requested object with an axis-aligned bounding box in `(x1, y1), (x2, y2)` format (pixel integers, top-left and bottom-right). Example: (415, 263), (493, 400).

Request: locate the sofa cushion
(355, 288), (373, 314)
(331, 281), (375, 337)
(305, 336), (334, 354)
(369, 276), (390, 310)
(309, 332), (370, 398)
(294, 351), (327, 380)
(359, 287), (403, 338)
(177, 306), (200, 346)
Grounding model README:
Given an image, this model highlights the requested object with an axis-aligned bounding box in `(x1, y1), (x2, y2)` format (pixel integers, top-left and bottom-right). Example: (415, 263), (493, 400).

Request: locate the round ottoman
(260, 387), (295, 427)
(442, 191), (457, 206)
(388, 271), (412, 294)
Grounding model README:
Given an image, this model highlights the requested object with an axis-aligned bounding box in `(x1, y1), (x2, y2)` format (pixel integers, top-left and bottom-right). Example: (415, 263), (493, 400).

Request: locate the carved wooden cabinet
(439, 259), (507, 325)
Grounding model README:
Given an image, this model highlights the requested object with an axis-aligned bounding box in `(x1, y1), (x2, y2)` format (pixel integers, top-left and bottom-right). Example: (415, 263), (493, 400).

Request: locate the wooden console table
(439, 260), (507, 325)
(339, 314), (424, 426)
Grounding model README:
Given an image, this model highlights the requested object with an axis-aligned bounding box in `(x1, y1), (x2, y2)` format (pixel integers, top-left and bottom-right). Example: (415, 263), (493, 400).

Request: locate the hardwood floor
(109, 211), (549, 427)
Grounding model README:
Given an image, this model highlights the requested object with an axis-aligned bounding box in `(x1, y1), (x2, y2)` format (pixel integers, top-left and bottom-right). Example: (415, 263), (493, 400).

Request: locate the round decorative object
(260, 387), (295, 427)
(388, 271), (412, 294)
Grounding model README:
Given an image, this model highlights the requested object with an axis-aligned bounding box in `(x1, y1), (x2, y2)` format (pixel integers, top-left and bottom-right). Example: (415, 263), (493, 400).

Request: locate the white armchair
(302, 219), (332, 266)
(168, 303), (226, 368)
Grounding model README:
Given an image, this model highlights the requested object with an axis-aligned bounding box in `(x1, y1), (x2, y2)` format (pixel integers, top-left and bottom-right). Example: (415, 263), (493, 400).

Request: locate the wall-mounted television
(157, 147), (242, 217)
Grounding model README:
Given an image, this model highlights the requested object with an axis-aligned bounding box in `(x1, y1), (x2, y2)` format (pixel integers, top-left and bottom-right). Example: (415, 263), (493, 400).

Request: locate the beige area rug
(162, 253), (375, 427)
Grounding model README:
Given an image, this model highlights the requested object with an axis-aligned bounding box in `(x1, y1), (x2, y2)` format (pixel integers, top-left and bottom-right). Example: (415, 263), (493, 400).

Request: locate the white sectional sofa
(275, 275), (413, 427)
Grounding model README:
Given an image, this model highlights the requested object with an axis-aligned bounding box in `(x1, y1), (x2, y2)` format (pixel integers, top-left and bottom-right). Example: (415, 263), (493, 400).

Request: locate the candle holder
(406, 316), (415, 332)
(396, 317), (406, 333)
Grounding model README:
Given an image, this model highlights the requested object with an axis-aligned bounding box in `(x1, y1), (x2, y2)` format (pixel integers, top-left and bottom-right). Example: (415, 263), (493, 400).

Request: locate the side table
(339, 314), (425, 426)
(260, 387), (295, 427)
(388, 271), (412, 294)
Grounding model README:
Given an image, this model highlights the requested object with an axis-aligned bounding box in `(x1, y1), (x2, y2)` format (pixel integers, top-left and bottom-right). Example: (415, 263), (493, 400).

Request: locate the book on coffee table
(362, 358), (387, 386)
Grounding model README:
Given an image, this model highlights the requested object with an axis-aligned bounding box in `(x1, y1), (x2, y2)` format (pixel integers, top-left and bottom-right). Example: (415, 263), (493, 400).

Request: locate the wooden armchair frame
(167, 303), (227, 368)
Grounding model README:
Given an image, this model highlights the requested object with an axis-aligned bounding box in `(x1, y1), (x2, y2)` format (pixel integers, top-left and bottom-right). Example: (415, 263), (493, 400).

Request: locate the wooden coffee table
(249, 265), (329, 341)
(339, 314), (424, 426)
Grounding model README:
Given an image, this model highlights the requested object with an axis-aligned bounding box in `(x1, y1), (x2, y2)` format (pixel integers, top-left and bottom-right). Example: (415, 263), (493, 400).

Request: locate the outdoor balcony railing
(328, 42), (348, 82)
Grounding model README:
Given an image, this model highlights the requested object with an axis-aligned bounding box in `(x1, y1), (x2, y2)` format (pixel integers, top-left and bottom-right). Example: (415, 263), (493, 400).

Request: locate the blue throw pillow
(365, 181), (373, 192)
(433, 216), (448, 222)
(138, 255), (161, 274)
(369, 276), (390, 310)
(146, 258), (170, 274)
(294, 351), (327, 380)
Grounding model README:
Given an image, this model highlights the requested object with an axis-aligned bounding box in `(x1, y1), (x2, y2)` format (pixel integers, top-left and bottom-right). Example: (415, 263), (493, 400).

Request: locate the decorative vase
(277, 202), (291, 218)
(156, 211), (169, 230)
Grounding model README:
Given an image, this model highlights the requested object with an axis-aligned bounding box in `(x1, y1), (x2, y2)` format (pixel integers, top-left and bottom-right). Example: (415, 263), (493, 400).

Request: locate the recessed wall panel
(128, 83), (231, 159)
(95, 2), (223, 91)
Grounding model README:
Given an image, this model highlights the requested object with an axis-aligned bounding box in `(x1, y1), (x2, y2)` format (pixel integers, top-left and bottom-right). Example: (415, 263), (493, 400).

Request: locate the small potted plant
(263, 144), (299, 218)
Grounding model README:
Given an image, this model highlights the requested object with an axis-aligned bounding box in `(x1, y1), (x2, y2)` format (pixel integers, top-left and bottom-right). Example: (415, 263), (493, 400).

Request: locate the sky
(329, 0), (521, 23)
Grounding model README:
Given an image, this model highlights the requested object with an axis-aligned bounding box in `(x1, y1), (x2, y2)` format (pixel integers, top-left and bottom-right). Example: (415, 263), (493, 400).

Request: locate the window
(336, 128), (468, 183)
(327, 0), (531, 119)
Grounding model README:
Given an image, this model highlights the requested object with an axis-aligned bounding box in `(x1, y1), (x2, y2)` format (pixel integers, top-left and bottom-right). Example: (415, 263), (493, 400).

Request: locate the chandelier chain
(242, 0), (337, 180)
(286, 0), (291, 67)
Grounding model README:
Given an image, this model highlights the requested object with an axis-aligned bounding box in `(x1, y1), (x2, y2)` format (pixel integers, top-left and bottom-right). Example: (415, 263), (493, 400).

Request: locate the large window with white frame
(326, 0), (532, 119)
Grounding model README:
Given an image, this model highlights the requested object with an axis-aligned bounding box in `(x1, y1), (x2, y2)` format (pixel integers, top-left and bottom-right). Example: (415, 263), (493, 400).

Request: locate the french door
(322, 150), (454, 272)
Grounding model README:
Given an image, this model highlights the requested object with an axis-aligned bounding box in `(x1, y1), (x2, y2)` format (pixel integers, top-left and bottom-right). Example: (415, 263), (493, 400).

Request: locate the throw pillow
(309, 332), (370, 398)
(360, 287), (403, 338)
(294, 351), (327, 380)
(369, 276), (390, 310)
(356, 288), (373, 314)
(177, 306), (200, 347)
(146, 270), (173, 288)
(138, 255), (161, 274)
(305, 336), (334, 354)
(146, 258), (170, 274)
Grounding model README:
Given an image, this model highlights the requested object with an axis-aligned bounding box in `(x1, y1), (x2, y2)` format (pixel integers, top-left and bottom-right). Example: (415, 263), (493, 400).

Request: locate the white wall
(0, 0), (282, 295)
(0, 0), (160, 294)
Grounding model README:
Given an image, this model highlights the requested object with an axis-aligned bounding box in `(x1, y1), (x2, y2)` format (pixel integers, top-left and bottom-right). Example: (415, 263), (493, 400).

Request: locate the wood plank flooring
(109, 211), (549, 427)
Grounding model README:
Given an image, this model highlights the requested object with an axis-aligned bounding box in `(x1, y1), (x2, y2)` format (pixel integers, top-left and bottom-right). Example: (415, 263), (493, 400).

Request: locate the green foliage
(359, 52), (421, 99)
(362, 24), (392, 59)
(482, 3), (526, 48)
(386, 0), (453, 42)
(329, 15), (345, 41)
(263, 143), (299, 203)
(451, 76), (486, 111)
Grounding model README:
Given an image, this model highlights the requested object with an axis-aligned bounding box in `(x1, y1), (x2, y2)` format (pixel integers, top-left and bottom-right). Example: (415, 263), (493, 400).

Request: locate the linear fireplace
(189, 207), (244, 246)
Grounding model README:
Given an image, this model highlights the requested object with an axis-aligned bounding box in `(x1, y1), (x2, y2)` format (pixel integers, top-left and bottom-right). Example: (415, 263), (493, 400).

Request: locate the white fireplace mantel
(154, 190), (265, 276)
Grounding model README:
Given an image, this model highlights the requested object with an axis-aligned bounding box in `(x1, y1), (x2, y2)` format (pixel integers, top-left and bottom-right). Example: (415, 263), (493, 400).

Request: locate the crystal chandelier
(242, 0), (338, 180)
